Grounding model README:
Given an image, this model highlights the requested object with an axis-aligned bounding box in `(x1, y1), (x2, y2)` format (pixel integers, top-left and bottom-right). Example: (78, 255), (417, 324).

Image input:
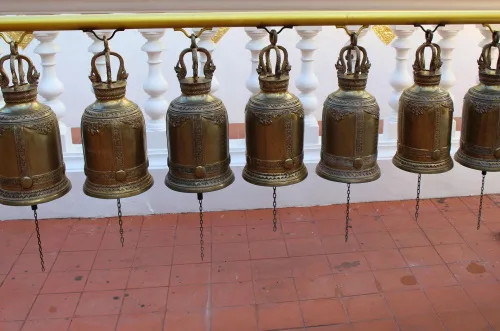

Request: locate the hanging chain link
(272, 187), (278, 232)
(117, 198), (124, 247)
(477, 171), (487, 230)
(345, 184), (351, 243)
(415, 174), (422, 222)
(198, 193), (204, 261)
(32, 205), (45, 272)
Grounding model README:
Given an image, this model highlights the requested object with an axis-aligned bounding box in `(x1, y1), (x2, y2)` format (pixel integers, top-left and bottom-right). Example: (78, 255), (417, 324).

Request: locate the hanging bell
(393, 26), (454, 220)
(81, 30), (154, 246)
(316, 26), (380, 184)
(243, 27), (307, 187)
(165, 28), (234, 194)
(316, 26), (380, 242)
(165, 28), (234, 260)
(0, 33), (72, 271)
(455, 25), (500, 229)
(243, 26), (307, 232)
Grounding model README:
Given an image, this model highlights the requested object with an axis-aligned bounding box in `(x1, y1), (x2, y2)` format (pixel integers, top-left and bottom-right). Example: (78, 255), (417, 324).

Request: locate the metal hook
(414, 23), (445, 43)
(83, 29), (124, 42)
(0, 31), (31, 46)
(257, 25), (293, 37)
(483, 24), (496, 34)
(174, 27), (212, 39)
(336, 25), (369, 38)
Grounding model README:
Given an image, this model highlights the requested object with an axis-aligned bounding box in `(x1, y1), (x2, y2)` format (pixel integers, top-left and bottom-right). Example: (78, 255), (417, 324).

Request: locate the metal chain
(272, 187), (278, 232)
(117, 198), (124, 247)
(198, 193), (204, 261)
(345, 184), (351, 243)
(477, 171), (487, 230)
(32, 205), (45, 272)
(415, 174), (422, 222)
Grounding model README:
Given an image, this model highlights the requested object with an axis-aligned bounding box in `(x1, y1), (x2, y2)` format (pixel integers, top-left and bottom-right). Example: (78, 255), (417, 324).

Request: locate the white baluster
(86, 30), (114, 90)
(33, 31), (70, 152)
(383, 25), (416, 141)
(295, 26), (322, 146)
(139, 29), (168, 134)
(476, 24), (500, 84)
(438, 25), (464, 138)
(192, 28), (219, 94)
(244, 27), (267, 96)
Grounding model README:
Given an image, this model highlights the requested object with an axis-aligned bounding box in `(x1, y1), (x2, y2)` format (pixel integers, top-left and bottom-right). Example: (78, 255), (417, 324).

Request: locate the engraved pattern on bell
(316, 30), (381, 184)
(81, 36), (153, 199)
(455, 30), (500, 172)
(165, 31), (234, 194)
(393, 29), (454, 175)
(243, 28), (307, 187)
(0, 40), (71, 206)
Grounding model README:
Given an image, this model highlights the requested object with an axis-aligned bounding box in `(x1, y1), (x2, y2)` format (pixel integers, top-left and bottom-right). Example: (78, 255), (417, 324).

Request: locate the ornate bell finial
(316, 25), (380, 242)
(455, 24), (500, 230)
(166, 28), (234, 261)
(393, 24), (454, 222)
(81, 29), (154, 247)
(0, 32), (72, 272)
(243, 25), (307, 232)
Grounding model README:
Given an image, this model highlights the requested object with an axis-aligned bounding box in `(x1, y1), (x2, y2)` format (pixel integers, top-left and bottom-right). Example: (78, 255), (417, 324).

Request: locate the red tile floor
(1, 196), (500, 331)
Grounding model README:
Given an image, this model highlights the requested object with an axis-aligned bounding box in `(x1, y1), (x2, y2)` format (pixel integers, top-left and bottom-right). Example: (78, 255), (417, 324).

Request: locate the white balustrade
(383, 25), (416, 141)
(33, 31), (70, 152)
(295, 26), (322, 145)
(139, 29), (169, 135)
(192, 28), (220, 94)
(244, 27), (268, 96)
(86, 30), (114, 89)
(438, 25), (463, 137)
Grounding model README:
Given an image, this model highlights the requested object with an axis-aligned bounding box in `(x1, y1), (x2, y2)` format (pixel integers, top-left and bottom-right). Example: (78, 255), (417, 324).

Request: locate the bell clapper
(31, 205), (45, 272)
(272, 187), (278, 232)
(198, 193), (205, 261)
(415, 174), (422, 222)
(345, 184), (352, 243)
(477, 171), (487, 230)
(116, 198), (125, 247)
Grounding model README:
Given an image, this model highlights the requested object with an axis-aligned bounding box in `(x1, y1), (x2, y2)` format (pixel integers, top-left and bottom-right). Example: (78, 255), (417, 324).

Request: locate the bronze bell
(165, 28), (234, 259)
(81, 30), (153, 245)
(316, 26), (380, 241)
(455, 25), (500, 229)
(0, 33), (72, 271)
(393, 25), (454, 221)
(243, 27), (307, 231)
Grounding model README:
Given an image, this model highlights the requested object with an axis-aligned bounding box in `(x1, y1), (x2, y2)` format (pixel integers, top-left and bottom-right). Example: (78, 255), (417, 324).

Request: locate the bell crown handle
(257, 26), (293, 79)
(0, 32), (40, 88)
(478, 25), (500, 75)
(174, 28), (216, 82)
(335, 26), (371, 76)
(86, 29), (129, 85)
(413, 25), (444, 74)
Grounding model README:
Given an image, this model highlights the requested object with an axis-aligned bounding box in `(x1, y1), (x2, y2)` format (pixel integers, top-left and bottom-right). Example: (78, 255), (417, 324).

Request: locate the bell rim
(164, 170), (235, 194)
(315, 163), (381, 184)
(242, 165), (308, 187)
(83, 173), (154, 200)
(392, 155), (454, 174)
(454, 150), (500, 172)
(0, 177), (72, 207)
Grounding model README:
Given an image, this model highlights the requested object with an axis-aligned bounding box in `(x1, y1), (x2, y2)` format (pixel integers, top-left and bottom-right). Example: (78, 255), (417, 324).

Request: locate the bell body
(81, 81), (153, 199)
(317, 89), (380, 183)
(165, 87), (234, 193)
(455, 71), (500, 171)
(393, 84), (454, 174)
(243, 90), (307, 187)
(0, 87), (71, 206)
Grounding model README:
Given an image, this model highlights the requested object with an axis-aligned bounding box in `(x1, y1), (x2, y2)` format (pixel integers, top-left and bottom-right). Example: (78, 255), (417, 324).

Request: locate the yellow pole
(0, 11), (500, 31)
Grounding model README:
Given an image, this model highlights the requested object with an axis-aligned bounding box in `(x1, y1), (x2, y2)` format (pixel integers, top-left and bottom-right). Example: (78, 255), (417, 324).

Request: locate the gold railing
(0, 11), (500, 31)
